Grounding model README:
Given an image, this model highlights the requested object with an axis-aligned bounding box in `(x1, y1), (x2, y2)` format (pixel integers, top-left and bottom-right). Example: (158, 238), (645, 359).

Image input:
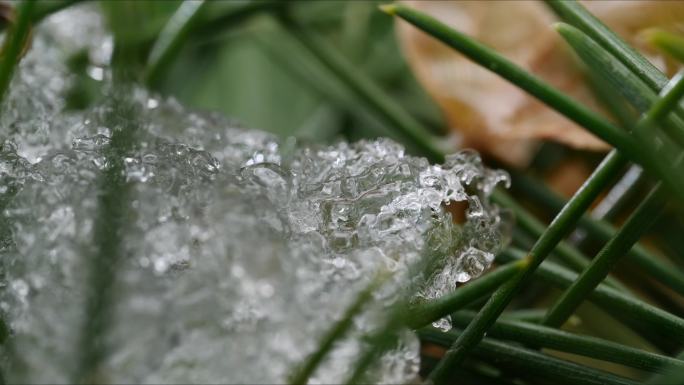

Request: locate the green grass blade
(406, 260), (525, 329)
(0, 0), (80, 34)
(343, 260), (523, 383)
(424, 148), (625, 383)
(491, 189), (629, 292)
(554, 23), (684, 206)
(420, 328), (639, 385)
(380, 3), (640, 163)
(581, 165), (643, 223)
(451, 311), (683, 373)
(544, 0), (667, 91)
(378, 7), (656, 378)
(499, 249), (684, 343)
(146, 0), (208, 87)
(0, 0), (35, 107)
(288, 273), (388, 385)
(32, 0), (82, 23)
(647, 70), (684, 124)
(191, 1), (285, 37)
(74, 95), (138, 383)
(279, 13), (445, 163)
(557, 24), (684, 149)
(512, 172), (684, 297)
(645, 29), (684, 64)
(500, 309), (549, 323)
(648, 351), (684, 385)
(343, 322), (403, 385)
(555, 22), (684, 152)
(543, 185), (666, 328)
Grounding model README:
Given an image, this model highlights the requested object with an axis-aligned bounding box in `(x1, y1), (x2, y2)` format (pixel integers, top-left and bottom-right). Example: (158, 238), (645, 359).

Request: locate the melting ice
(0, 4), (510, 384)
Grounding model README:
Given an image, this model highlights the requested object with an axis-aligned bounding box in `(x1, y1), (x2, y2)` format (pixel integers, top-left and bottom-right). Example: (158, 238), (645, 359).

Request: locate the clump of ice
(0, 4), (510, 384)
(0, 4), (110, 163)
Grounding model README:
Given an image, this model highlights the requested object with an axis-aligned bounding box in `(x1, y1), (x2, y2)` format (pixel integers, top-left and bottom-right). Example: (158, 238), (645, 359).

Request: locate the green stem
(191, 1), (286, 37)
(380, 4), (640, 163)
(288, 273), (388, 385)
(145, 0), (208, 87)
(420, 328), (639, 385)
(512, 172), (684, 297)
(406, 260), (525, 329)
(500, 309), (549, 323)
(645, 29), (684, 64)
(557, 23), (684, 149)
(426, 149), (624, 383)
(544, 0), (667, 91)
(500, 249), (684, 343)
(343, 321), (403, 385)
(581, 165), (642, 223)
(381, 4), (684, 381)
(0, 0), (35, 108)
(31, 0), (83, 23)
(543, 185), (666, 328)
(74, 95), (138, 383)
(451, 311), (683, 373)
(279, 12), (455, 163)
(491, 189), (628, 292)
(555, 23), (684, 204)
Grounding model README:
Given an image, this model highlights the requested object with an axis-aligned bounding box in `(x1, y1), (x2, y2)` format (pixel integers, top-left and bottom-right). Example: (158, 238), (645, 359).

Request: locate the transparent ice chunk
(0, 4), (511, 384)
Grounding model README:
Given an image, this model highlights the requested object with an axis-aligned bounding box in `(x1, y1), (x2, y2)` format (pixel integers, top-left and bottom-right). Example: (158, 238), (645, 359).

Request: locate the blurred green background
(87, 0), (444, 146)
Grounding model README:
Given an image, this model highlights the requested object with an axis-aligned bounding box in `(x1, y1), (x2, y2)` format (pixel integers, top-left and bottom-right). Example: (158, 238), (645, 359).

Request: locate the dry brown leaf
(396, 0), (684, 167)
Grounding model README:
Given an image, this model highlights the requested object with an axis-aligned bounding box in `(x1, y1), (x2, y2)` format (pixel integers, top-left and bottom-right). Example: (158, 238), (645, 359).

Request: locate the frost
(0, 5), (510, 385)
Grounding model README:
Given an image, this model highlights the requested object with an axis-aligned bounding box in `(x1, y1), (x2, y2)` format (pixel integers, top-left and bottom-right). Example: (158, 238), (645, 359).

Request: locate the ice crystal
(0, 4), (510, 384)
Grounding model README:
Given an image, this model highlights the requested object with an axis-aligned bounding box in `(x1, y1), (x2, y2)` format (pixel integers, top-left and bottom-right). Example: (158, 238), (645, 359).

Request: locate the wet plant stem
(0, 0), (34, 108)
(451, 310), (684, 373)
(380, 5), (684, 382)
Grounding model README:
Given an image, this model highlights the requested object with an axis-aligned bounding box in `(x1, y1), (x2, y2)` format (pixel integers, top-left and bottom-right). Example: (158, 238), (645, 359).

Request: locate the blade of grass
(491, 188), (628, 292)
(511, 172), (684, 297)
(0, 0), (35, 107)
(405, 260), (525, 329)
(190, 1), (285, 37)
(382, 5), (684, 380)
(343, 259), (525, 384)
(544, 0), (667, 92)
(379, 3), (640, 163)
(555, 24), (684, 204)
(543, 185), (666, 328)
(32, 0), (83, 23)
(545, 0), (684, 153)
(645, 29), (684, 64)
(424, 148), (624, 383)
(419, 328), (639, 385)
(500, 309), (548, 323)
(254, 29), (394, 141)
(451, 310), (684, 374)
(648, 351), (684, 385)
(515, 67), (684, 299)
(568, 165), (643, 246)
(344, 258), (439, 384)
(557, 22), (684, 141)
(278, 12), (445, 163)
(288, 272), (389, 385)
(73, 94), (138, 383)
(145, 0), (208, 87)
(343, 316), (406, 385)
(499, 248), (684, 343)
(0, 0), (81, 34)
(580, 165), (642, 224)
